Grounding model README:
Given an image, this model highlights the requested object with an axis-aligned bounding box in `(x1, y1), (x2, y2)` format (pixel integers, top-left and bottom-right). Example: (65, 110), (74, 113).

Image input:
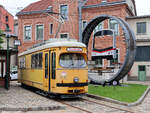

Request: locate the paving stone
(1, 81), (150, 113)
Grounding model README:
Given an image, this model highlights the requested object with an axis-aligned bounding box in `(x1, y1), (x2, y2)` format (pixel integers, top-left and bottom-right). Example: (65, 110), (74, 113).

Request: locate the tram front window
(60, 53), (87, 68)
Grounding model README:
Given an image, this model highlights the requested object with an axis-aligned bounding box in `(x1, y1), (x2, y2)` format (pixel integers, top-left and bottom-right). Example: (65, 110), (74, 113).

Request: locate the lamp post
(5, 28), (11, 90)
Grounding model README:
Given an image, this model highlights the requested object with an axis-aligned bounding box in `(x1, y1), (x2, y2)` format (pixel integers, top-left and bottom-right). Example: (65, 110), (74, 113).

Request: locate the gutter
(82, 0), (126, 9)
(16, 9), (56, 16)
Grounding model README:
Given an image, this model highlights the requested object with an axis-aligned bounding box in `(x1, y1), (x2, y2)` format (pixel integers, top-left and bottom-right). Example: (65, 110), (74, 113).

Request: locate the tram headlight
(61, 72), (67, 78)
(74, 77), (79, 83)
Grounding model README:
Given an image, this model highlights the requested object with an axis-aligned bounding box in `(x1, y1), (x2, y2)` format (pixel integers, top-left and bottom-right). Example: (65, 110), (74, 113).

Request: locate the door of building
(138, 65), (146, 81)
(0, 56), (6, 78)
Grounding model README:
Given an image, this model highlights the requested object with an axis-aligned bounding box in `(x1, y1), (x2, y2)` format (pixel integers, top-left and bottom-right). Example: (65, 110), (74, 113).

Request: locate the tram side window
(19, 57), (26, 69)
(35, 54), (38, 68)
(31, 53), (43, 69)
(45, 53), (48, 78)
(39, 53), (43, 68)
(31, 54), (35, 68)
(52, 53), (56, 79)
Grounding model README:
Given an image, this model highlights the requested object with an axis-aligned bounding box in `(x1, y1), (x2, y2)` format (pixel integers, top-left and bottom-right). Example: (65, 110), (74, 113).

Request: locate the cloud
(135, 0), (150, 15)
(0, 0), (40, 16)
(0, 0), (150, 17)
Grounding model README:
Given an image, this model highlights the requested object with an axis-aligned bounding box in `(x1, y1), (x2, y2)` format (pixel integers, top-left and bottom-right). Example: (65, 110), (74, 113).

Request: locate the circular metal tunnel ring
(82, 15), (136, 84)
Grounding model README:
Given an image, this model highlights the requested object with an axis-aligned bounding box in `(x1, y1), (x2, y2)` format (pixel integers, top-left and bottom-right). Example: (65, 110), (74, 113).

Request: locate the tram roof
(18, 39), (86, 56)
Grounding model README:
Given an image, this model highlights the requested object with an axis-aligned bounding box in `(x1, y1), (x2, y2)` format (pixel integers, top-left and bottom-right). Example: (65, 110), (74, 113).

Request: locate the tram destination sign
(67, 48), (82, 52)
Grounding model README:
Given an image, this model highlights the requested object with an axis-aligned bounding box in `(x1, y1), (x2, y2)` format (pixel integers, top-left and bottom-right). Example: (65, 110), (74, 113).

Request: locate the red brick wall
(18, 0), (79, 53)
(82, 4), (127, 64)
(0, 6), (14, 33)
(18, 0), (134, 60)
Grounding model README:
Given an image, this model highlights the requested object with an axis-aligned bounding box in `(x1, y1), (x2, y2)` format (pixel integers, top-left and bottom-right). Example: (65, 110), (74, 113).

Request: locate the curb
(87, 86), (150, 107)
(0, 106), (65, 112)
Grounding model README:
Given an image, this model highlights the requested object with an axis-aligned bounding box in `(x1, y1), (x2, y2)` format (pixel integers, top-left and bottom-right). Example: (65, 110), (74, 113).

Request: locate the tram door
(49, 51), (56, 93)
(44, 51), (50, 92)
(44, 50), (56, 92)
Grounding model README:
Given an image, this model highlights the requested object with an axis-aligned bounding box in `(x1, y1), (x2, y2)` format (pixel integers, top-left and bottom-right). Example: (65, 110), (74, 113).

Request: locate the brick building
(17, 0), (136, 52)
(17, 0), (137, 73)
(0, 5), (14, 33)
(0, 5), (17, 87)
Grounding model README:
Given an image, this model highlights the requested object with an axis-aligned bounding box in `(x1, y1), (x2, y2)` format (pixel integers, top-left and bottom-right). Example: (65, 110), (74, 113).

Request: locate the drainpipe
(78, 0), (88, 42)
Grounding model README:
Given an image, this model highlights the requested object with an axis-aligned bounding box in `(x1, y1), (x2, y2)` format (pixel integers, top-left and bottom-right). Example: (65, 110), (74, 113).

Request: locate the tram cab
(18, 39), (88, 95)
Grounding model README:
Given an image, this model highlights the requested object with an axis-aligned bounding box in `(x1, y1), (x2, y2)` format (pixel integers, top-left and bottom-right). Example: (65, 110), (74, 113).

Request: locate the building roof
(0, 5), (14, 17)
(17, 0), (53, 16)
(84, 0), (137, 16)
(17, 0), (137, 16)
(84, 0), (123, 6)
(22, 0), (52, 12)
(126, 15), (150, 19)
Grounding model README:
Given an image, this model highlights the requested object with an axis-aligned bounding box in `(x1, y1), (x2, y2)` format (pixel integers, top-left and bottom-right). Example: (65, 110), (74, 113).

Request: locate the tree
(0, 29), (4, 48)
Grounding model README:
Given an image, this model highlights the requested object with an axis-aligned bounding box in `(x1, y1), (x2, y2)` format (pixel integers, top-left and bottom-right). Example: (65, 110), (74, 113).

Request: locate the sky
(0, 0), (150, 17)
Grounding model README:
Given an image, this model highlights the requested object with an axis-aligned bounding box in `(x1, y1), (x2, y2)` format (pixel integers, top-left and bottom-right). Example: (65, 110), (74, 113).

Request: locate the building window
(60, 33), (68, 38)
(136, 22), (146, 34)
(5, 24), (9, 30)
(60, 5), (68, 20)
(92, 57), (103, 67)
(36, 25), (44, 40)
(109, 19), (119, 36)
(135, 46), (150, 61)
(94, 22), (103, 33)
(50, 23), (53, 34)
(6, 16), (8, 22)
(24, 25), (32, 40)
(109, 49), (119, 67)
(82, 20), (87, 30)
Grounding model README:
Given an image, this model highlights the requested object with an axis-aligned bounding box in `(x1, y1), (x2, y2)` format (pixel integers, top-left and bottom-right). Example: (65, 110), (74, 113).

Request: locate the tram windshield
(59, 53), (87, 68)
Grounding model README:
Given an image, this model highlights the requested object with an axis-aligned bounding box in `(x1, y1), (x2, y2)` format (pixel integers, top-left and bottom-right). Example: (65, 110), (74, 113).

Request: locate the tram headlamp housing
(61, 72), (67, 78)
(74, 77), (79, 83)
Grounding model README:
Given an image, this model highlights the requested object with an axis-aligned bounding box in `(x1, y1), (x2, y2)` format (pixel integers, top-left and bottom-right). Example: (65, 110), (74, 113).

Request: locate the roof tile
(20, 0), (52, 12)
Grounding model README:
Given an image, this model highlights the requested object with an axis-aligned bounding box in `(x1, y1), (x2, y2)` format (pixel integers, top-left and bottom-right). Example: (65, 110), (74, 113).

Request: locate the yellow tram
(18, 39), (88, 96)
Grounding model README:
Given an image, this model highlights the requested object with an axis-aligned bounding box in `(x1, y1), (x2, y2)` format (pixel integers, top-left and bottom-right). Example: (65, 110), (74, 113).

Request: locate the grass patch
(88, 84), (148, 103)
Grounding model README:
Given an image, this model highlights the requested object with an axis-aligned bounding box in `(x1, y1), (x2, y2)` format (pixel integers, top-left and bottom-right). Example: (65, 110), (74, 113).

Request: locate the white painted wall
(127, 17), (150, 80)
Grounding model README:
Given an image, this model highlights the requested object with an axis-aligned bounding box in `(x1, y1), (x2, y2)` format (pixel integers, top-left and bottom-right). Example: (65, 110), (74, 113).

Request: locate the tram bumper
(68, 88), (84, 94)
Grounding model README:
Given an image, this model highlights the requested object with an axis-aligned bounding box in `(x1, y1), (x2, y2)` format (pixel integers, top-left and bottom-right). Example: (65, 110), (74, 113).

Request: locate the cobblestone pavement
(0, 81), (150, 113)
(0, 81), (66, 112)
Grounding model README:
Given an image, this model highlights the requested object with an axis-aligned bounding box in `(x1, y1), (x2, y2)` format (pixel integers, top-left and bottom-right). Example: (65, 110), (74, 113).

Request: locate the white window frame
(60, 4), (69, 21)
(35, 24), (44, 41)
(108, 48), (120, 67)
(49, 23), (53, 35)
(23, 25), (32, 41)
(60, 33), (69, 39)
(136, 22), (147, 35)
(96, 58), (105, 68)
(108, 19), (119, 36)
(94, 22), (104, 33)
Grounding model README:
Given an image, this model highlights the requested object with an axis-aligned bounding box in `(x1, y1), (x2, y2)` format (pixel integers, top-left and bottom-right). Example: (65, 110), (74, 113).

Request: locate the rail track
(56, 96), (137, 113)
(20, 85), (137, 113)
(35, 89), (137, 113)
